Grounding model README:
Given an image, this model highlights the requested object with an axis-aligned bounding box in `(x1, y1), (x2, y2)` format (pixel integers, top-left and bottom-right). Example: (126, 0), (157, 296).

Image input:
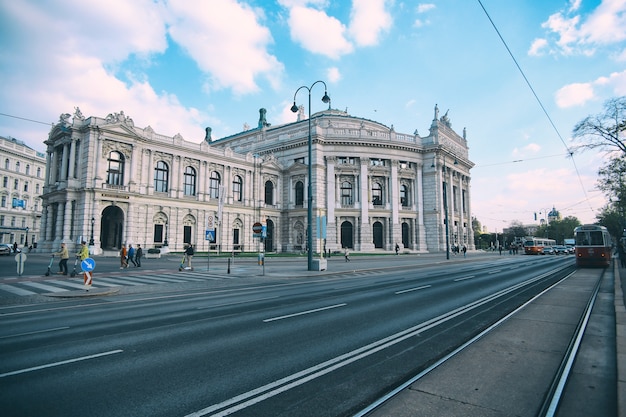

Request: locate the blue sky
(1, 0), (625, 232)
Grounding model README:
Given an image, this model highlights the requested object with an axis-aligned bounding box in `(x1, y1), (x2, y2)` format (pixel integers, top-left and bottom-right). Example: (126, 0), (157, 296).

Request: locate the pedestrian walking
(120, 244), (128, 269)
(462, 245), (467, 258)
(128, 244), (137, 267)
(395, 243), (399, 255)
(344, 247), (350, 262)
(184, 244), (194, 268)
(54, 242), (69, 275)
(135, 244), (143, 267)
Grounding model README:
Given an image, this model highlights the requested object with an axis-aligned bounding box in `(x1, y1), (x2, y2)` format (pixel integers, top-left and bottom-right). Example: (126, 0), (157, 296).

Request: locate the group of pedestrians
(120, 243), (143, 269)
(53, 241), (90, 275)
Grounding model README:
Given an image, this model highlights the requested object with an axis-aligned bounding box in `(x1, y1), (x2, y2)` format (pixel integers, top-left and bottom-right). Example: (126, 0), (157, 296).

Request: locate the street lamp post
(89, 217), (95, 246)
(291, 81), (330, 271)
(25, 226), (29, 247)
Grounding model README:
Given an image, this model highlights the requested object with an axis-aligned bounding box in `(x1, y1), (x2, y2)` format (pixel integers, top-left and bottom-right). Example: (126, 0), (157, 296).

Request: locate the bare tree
(572, 96), (626, 154)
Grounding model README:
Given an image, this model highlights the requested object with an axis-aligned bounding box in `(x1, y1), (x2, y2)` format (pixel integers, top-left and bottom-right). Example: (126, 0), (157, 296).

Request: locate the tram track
(355, 262), (606, 417)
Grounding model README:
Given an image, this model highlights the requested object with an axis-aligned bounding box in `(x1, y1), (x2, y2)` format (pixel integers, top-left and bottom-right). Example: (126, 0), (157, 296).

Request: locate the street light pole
(89, 217), (95, 246)
(291, 81), (330, 271)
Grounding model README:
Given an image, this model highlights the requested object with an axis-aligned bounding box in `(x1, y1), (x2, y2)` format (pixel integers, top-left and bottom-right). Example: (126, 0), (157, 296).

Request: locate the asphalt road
(0, 255), (579, 416)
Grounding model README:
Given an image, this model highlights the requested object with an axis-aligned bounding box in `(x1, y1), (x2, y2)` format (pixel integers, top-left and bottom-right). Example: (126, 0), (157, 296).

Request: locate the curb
(44, 287), (121, 298)
(615, 261), (626, 417)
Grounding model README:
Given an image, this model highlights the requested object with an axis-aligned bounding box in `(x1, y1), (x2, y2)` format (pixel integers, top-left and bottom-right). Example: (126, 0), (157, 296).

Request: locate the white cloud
(555, 82), (595, 107)
(555, 69), (626, 107)
(348, 0), (392, 47)
(538, 0), (626, 56)
(0, 0), (209, 147)
(287, 6), (353, 59)
(528, 38), (549, 56)
(417, 4), (436, 14)
(166, 0), (284, 95)
(327, 67), (342, 83)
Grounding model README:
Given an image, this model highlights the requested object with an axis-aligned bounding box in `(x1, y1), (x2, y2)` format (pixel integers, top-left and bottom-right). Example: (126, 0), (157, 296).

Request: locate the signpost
(81, 257), (96, 290)
(253, 222), (265, 275)
(206, 214), (216, 271)
(15, 252), (27, 276)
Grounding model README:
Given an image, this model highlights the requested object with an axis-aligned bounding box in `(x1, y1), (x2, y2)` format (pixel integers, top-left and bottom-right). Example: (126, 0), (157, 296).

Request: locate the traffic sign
(252, 222), (263, 233)
(205, 230), (215, 242)
(81, 258), (96, 272)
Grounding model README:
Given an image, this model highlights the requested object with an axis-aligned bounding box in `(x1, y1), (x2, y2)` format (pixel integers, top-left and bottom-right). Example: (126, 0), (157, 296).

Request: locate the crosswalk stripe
(47, 280), (91, 290)
(20, 282), (67, 293)
(0, 270), (235, 297)
(121, 275), (186, 284)
(0, 283), (37, 296)
(95, 277), (145, 286)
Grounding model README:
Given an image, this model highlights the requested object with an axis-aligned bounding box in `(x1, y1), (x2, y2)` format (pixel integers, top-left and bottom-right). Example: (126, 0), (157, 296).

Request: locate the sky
(1, 0), (625, 233)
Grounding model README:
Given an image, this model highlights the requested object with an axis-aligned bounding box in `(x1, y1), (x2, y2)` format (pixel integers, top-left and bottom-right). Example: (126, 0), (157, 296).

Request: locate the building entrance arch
(101, 206), (124, 250)
(340, 221), (353, 249)
(402, 222), (410, 248)
(373, 221), (384, 248)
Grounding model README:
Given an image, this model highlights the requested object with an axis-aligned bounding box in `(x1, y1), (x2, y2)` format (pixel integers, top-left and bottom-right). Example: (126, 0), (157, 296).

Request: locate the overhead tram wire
(0, 112), (54, 126)
(476, 0), (594, 215)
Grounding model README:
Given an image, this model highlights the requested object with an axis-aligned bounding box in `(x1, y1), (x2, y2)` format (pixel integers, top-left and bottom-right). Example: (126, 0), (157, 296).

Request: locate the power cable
(476, 0), (595, 216)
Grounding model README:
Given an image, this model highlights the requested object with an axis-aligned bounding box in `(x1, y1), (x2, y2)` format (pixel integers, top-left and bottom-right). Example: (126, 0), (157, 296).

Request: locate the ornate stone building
(0, 135), (46, 247)
(39, 105), (474, 256)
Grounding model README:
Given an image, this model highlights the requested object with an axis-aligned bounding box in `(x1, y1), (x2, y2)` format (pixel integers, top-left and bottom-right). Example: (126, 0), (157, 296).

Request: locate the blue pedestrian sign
(81, 257), (96, 272)
(205, 230), (215, 242)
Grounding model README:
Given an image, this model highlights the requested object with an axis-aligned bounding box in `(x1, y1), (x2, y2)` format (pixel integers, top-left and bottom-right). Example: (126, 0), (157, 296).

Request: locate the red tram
(574, 224), (612, 267)
(524, 237), (556, 255)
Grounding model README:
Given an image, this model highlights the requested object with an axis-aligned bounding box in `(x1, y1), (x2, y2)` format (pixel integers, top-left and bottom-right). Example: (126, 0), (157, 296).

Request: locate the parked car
(541, 246), (556, 255)
(0, 243), (12, 255)
(553, 245), (569, 255)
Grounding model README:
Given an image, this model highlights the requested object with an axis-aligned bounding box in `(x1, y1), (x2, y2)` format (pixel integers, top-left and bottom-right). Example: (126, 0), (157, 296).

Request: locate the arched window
(154, 161), (169, 192)
(232, 175), (243, 202)
(265, 180), (274, 205)
(341, 181), (353, 206)
(295, 181), (304, 206)
(209, 171), (221, 199)
(183, 166), (196, 196)
(36, 167), (41, 178)
(15, 161), (20, 172)
(4, 159), (9, 170)
(106, 151), (124, 186)
(26, 165), (30, 175)
(400, 184), (409, 207)
(372, 182), (383, 206)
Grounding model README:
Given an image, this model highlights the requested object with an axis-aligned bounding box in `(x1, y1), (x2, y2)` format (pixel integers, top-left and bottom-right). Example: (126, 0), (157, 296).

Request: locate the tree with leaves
(572, 96), (626, 154)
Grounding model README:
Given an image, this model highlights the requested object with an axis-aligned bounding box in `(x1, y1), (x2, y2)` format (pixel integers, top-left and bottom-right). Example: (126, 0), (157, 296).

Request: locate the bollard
(227, 258), (231, 274)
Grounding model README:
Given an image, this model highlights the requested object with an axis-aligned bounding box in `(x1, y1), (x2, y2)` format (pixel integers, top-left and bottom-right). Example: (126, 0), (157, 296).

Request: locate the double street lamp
(291, 81), (330, 271)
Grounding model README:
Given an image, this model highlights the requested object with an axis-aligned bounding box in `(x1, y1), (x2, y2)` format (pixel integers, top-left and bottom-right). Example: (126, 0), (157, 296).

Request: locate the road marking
(0, 350), (123, 378)
(0, 283), (36, 296)
(48, 280), (91, 290)
(263, 303), (347, 322)
(20, 281), (67, 292)
(395, 285), (432, 294)
(488, 269), (501, 274)
(0, 326), (70, 339)
(454, 275), (475, 282)
(197, 296), (279, 310)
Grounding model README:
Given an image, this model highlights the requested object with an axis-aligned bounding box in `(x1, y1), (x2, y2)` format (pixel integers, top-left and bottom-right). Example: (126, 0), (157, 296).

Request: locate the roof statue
(204, 127), (212, 142)
(258, 108), (271, 128)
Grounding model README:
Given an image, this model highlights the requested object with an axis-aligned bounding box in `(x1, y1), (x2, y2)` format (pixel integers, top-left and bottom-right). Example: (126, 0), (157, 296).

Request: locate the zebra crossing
(0, 270), (233, 297)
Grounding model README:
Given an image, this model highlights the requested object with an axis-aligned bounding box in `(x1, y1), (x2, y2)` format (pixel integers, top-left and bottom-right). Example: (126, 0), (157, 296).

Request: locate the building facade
(39, 105), (474, 256)
(0, 135), (46, 248)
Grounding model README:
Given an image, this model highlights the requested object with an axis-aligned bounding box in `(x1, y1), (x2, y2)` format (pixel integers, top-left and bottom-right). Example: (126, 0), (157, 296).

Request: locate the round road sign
(252, 222), (263, 233)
